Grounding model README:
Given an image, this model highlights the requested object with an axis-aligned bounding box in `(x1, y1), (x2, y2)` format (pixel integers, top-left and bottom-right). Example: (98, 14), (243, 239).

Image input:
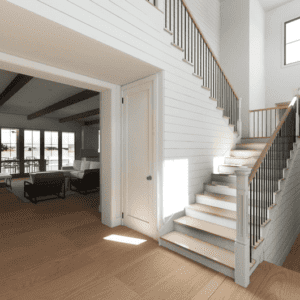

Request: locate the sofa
(62, 160), (100, 179)
(70, 169), (100, 195)
(24, 171), (65, 204)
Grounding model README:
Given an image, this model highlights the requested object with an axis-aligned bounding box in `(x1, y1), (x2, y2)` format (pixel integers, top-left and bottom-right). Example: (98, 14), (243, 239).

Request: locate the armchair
(70, 169), (100, 195)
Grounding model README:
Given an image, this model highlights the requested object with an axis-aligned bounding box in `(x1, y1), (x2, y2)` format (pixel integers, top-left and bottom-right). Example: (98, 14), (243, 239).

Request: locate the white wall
(263, 142), (300, 266)
(6, 0), (237, 228)
(220, 0), (250, 138)
(249, 0), (265, 110)
(0, 112), (82, 160)
(265, 0), (300, 108)
(184, 0), (221, 59)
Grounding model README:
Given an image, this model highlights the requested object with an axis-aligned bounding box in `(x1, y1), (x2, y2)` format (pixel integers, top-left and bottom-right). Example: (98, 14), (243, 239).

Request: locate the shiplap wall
(184, 0), (221, 59)
(263, 142), (300, 266)
(8, 0), (236, 219)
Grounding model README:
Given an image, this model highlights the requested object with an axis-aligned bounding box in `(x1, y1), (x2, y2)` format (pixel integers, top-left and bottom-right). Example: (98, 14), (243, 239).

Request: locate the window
(62, 132), (75, 166)
(24, 130), (40, 159)
(45, 131), (59, 171)
(98, 130), (100, 153)
(1, 128), (19, 174)
(285, 17), (300, 65)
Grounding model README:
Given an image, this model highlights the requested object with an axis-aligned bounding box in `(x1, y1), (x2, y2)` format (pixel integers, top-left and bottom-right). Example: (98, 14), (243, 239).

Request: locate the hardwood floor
(1, 178), (300, 299)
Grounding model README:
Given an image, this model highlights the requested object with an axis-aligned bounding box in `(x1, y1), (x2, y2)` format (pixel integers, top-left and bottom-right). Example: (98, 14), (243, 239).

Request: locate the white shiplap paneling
(7, 0), (235, 221)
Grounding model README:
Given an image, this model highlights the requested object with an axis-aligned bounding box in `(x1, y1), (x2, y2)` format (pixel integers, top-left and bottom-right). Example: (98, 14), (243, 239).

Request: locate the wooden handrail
(180, 0), (239, 101)
(249, 106), (289, 113)
(248, 98), (298, 184)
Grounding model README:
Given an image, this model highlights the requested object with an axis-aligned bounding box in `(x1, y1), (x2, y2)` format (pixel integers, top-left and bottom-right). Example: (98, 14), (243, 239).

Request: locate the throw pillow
(89, 161), (100, 169)
(73, 160), (81, 171)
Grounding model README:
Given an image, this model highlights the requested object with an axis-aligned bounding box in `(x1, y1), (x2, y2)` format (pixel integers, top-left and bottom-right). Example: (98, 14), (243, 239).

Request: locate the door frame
(121, 73), (164, 240)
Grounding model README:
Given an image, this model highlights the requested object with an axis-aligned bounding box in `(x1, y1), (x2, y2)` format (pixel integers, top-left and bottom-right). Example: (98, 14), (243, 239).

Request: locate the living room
(0, 67), (101, 205)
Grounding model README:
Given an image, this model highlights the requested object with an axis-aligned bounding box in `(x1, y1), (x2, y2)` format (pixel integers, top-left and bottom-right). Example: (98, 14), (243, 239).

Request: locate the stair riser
(224, 157), (257, 166)
(218, 165), (241, 174)
(196, 196), (236, 211)
(235, 144), (266, 150)
(205, 184), (236, 196)
(174, 223), (235, 252)
(185, 207), (236, 229)
(230, 150), (262, 158)
(159, 238), (234, 279)
(211, 174), (236, 184)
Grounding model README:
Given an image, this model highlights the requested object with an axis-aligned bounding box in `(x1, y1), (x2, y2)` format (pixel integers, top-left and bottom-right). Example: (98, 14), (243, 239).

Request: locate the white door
(122, 79), (156, 239)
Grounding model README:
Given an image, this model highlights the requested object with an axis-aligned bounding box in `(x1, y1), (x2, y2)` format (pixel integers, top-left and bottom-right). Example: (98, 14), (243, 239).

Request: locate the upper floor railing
(164, 0), (240, 132)
(249, 105), (289, 138)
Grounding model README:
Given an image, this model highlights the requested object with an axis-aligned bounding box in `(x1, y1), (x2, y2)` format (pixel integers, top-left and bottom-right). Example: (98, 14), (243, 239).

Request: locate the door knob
(147, 176), (152, 180)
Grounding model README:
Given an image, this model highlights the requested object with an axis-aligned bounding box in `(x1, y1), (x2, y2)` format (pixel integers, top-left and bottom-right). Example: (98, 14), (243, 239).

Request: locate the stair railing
(164, 0), (240, 132)
(235, 96), (300, 288)
(249, 105), (289, 138)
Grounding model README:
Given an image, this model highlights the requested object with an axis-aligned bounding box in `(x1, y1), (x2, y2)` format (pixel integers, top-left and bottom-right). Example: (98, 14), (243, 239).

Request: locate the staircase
(159, 138), (273, 279)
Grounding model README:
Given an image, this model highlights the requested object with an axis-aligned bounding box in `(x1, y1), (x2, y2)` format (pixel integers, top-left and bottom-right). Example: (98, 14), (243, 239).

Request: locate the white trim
(0, 51), (122, 228)
(121, 73), (163, 240)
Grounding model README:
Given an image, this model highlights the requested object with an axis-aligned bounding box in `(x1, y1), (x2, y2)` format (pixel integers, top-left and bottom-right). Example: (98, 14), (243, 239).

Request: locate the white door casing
(122, 78), (157, 239)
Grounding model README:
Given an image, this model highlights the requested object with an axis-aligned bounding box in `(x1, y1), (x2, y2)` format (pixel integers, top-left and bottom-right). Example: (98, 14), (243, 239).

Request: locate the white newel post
(234, 167), (251, 288)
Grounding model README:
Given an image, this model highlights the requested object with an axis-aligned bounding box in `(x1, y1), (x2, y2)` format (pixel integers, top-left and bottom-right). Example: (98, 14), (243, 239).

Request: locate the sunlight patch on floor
(104, 234), (147, 245)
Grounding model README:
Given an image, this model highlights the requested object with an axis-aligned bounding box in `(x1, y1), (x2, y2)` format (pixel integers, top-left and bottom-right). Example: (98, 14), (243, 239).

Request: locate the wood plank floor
(1, 178), (300, 299)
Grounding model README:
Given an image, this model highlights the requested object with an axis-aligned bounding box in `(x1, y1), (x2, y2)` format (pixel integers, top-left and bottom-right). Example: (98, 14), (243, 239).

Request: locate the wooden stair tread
(161, 232), (256, 270)
(187, 203), (237, 220)
(201, 192), (236, 203)
(174, 216), (236, 241)
(161, 231), (235, 269)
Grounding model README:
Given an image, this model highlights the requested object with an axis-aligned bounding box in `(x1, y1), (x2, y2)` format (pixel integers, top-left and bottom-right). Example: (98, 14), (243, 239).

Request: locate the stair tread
(211, 181), (236, 188)
(174, 216), (236, 241)
(161, 231), (235, 269)
(187, 203), (237, 220)
(201, 192), (236, 203)
(161, 231), (256, 270)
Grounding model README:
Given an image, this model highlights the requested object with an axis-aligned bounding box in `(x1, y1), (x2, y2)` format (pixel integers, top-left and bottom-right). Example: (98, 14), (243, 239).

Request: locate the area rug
(9, 178), (77, 203)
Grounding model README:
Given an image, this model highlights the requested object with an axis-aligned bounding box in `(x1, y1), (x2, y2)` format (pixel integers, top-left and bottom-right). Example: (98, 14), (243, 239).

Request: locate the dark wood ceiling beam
(84, 119), (99, 126)
(27, 90), (99, 120)
(0, 74), (33, 107)
(59, 108), (99, 123)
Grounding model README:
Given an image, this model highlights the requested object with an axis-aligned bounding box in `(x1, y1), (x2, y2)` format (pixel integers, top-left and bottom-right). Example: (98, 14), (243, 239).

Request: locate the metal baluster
(177, 0), (179, 46)
(197, 31), (199, 75)
(188, 16), (190, 62)
(259, 167), (261, 240)
(165, 0), (167, 29)
(169, 0), (172, 31)
(200, 35), (202, 77)
(181, 1), (183, 49)
(191, 22), (193, 64)
(173, 0), (175, 43)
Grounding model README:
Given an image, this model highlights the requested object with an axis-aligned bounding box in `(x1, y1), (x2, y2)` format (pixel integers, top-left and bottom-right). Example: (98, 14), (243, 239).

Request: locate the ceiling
(0, 68), (100, 126)
(0, 1), (161, 87)
(259, 0), (295, 11)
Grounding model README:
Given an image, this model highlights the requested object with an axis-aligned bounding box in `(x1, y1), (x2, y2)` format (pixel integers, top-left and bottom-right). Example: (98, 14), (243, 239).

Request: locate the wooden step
(160, 231), (256, 270)
(211, 173), (236, 184)
(187, 203), (237, 221)
(201, 192), (236, 204)
(174, 216), (236, 241)
(224, 156), (258, 166)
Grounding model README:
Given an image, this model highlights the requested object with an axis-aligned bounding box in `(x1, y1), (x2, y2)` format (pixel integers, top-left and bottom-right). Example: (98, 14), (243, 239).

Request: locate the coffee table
(0, 173), (12, 189)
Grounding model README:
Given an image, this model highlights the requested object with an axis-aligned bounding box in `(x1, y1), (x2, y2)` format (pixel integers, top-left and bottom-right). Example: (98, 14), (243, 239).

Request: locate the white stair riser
(236, 144), (266, 150)
(211, 174), (236, 184)
(205, 184), (237, 196)
(230, 150), (262, 158)
(185, 207), (236, 229)
(218, 165), (241, 174)
(159, 238), (234, 279)
(195, 196), (269, 217)
(224, 157), (257, 166)
(196, 195), (236, 211)
(174, 223), (235, 252)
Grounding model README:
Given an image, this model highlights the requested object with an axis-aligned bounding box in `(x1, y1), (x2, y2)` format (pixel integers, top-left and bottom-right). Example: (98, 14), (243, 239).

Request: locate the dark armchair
(70, 169), (100, 195)
(24, 172), (65, 204)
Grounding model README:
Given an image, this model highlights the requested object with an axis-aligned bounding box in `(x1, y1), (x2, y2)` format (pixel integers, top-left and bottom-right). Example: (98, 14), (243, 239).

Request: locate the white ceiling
(0, 1), (161, 86)
(259, 0), (295, 11)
